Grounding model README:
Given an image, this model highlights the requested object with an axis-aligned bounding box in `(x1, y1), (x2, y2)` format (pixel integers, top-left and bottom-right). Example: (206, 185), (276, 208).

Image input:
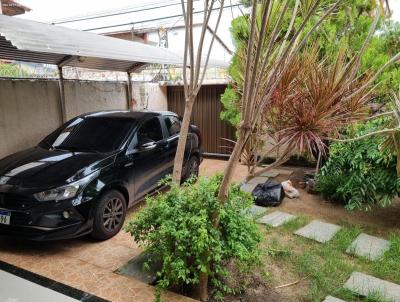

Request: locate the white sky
(15, 0), (243, 61)
(391, 0), (400, 21)
(17, 0), (400, 25)
(13, 0), (400, 58)
(18, 0), (166, 22)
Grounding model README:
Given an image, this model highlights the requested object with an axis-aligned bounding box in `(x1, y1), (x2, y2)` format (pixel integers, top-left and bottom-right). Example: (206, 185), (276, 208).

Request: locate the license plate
(0, 209), (11, 225)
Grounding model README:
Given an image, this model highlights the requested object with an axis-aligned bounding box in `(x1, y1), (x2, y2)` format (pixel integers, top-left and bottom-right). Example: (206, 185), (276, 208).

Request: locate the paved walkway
(0, 269), (79, 302)
(344, 272), (400, 302)
(256, 211), (296, 227)
(346, 233), (390, 261)
(294, 220), (342, 243)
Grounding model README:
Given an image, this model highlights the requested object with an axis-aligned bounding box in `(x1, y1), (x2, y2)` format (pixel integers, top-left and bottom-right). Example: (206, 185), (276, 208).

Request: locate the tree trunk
(217, 131), (249, 204)
(172, 98), (195, 183)
(197, 266), (209, 301)
(193, 131), (250, 302)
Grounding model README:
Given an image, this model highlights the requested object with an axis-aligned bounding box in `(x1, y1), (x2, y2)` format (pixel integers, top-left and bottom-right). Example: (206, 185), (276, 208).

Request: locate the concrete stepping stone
(247, 176), (269, 184)
(259, 171), (279, 178)
(240, 182), (258, 193)
(322, 296), (347, 302)
(344, 271), (400, 302)
(346, 233), (390, 261)
(256, 211), (296, 227)
(248, 205), (267, 218)
(294, 220), (341, 243)
(267, 168), (293, 176)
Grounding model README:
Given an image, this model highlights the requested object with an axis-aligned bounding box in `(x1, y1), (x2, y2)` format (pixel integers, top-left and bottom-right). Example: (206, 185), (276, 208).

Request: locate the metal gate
(167, 84), (236, 155)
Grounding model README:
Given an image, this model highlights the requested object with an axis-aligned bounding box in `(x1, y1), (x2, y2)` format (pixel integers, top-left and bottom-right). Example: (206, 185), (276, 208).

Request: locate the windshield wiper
(57, 146), (102, 154)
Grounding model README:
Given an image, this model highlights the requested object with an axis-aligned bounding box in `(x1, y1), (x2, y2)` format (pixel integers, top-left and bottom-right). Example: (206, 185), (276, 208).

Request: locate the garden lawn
(260, 215), (400, 302)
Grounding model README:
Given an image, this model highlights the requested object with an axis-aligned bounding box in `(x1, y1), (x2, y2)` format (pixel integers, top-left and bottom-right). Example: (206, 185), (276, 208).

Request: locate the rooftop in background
(1, 0), (30, 16)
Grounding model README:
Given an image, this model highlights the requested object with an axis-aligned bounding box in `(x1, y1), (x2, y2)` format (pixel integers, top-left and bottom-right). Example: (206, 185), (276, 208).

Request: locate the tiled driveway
(0, 229), (194, 302)
(0, 159), (237, 302)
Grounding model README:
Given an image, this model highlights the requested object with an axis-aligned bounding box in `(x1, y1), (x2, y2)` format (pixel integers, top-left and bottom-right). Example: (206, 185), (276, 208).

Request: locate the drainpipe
(126, 71), (132, 110)
(57, 66), (67, 123)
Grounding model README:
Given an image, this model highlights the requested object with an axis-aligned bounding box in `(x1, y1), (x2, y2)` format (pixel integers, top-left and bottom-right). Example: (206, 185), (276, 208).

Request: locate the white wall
(0, 79), (128, 159)
(64, 80), (128, 119)
(131, 83), (168, 111)
(0, 79), (61, 158)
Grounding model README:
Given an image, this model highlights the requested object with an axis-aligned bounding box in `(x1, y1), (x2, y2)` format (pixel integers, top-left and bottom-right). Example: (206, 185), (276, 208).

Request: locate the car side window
(137, 117), (163, 143)
(164, 116), (181, 137)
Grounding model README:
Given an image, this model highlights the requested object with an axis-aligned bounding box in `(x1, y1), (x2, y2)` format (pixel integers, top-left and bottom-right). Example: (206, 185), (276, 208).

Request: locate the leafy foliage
(380, 89), (400, 174)
(0, 62), (31, 77)
(316, 119), (400, 210)
(125, 175), (261, 299)
(222, 42), (373, 161)
(361, 22), (400, 99)
(220, 86), (241, 127)
(221, 0), (400, 128)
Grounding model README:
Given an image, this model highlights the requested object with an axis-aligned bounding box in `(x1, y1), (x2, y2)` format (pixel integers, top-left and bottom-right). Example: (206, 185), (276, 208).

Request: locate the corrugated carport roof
(0, 14), (219, 72)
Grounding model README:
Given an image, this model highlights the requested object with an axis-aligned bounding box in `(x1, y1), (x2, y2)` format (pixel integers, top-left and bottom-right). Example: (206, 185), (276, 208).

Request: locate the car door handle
(124, 162), (134, 167)
(140, 142), (157, 151)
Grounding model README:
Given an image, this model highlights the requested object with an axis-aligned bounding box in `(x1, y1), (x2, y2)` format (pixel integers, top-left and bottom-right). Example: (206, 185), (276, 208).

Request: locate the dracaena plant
(248, 6), (400, 179)
(264, 45), (373, 161)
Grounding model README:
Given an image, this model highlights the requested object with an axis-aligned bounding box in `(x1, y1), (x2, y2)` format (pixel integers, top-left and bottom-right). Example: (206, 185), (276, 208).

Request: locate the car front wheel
(92, 190), (127, 240)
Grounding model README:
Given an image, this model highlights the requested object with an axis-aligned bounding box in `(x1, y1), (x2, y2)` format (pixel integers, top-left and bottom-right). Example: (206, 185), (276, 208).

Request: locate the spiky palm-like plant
(265, 46), (373, 160)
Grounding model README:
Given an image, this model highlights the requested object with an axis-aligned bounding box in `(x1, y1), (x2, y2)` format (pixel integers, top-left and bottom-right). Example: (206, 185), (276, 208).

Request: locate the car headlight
(34, 171), (100, 202)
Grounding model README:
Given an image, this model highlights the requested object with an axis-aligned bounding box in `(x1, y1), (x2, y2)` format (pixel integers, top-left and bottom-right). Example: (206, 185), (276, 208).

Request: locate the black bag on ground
(252, 181), (284, 207)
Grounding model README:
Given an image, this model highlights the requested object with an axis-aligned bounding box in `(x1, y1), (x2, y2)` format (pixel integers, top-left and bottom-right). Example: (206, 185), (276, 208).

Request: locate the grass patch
(364, 291), (395, 302)
(329, 226), (362, 253)
(372, 233), (400, 284)
(261, 216), (400, 302)
(280, 215), (310, 232)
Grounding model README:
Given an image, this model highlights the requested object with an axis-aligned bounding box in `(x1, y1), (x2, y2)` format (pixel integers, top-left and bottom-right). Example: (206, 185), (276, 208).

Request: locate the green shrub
(316, 119), (400, 210)
(220, 86), (241, 127)
(125, 175), (261, 299)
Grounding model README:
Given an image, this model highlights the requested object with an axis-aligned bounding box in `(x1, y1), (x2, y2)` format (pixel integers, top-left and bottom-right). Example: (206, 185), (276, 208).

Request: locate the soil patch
(200, 160), (400, 236)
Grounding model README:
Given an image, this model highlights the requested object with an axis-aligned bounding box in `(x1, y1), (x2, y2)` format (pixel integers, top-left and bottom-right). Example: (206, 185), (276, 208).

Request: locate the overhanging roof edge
(0, 14), (229, 72)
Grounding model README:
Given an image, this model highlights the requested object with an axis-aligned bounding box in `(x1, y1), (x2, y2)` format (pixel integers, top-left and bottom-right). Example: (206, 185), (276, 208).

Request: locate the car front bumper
(0, 221), (92, 241)
(0, 197), (92, 241)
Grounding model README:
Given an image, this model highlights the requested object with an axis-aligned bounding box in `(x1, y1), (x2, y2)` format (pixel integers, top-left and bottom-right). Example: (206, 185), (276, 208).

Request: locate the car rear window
(164, 116), (181, 137)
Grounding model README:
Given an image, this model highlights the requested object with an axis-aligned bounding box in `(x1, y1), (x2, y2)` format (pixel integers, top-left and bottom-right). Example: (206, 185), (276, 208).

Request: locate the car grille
(0, 193), (36, 210)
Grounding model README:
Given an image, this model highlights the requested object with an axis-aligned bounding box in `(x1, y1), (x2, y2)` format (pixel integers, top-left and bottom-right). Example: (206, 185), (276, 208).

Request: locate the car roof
(81, 110), (178, 119)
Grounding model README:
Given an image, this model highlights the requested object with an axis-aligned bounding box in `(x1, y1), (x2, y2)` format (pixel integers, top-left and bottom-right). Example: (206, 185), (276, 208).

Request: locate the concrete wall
(64, 81), (128, 119)
(0, 80), (62, 158)
(0, 79), (171, 159)
(0, 79), (128, 159)
(132, 83), (168, 111)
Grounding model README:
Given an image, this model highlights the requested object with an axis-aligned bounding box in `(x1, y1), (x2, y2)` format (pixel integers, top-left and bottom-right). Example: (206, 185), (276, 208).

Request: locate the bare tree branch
(195, 0), (225, 94)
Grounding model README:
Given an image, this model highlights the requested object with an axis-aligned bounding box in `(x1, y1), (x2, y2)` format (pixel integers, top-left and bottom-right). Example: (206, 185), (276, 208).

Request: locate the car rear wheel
(184, 155), (200, 180)
(92, 190), (126, 240)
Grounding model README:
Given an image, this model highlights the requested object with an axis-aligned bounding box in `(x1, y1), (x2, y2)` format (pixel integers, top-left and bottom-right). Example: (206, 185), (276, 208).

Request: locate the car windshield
(41, 117), (135, 153)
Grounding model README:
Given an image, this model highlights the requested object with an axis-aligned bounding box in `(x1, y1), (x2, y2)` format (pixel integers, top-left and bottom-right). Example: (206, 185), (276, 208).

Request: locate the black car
(0, 110), (202, 241)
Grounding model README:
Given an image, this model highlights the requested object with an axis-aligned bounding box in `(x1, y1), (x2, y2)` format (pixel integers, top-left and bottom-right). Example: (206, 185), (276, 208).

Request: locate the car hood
(0, 147), (115, 189)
